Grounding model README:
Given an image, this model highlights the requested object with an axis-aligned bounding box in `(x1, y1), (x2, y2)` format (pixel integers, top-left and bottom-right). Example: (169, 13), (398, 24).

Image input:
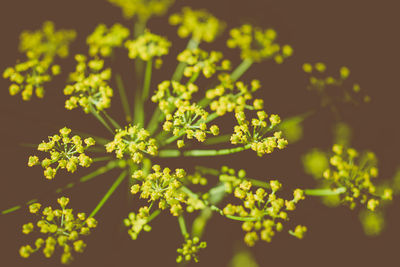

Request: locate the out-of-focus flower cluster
(323, 145), (392, 211)
(3, 21), (75, 100)
(169, 7), (225, 43)
(87, 23), (130, 57)
(227, 24), (293, 63)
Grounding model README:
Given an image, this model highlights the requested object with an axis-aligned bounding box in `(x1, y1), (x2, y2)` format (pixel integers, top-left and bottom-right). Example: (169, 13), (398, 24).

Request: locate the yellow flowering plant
(1, 0), (398, 266)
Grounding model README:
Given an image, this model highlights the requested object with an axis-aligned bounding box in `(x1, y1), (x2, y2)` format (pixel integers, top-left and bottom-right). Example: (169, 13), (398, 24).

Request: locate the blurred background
(0, 0), (399, 266)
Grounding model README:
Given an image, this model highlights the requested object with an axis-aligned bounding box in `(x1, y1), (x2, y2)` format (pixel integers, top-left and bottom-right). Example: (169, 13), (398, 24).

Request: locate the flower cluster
(231, 111), (288, 156)
(3, 21), (75, 100)
(105, 125), (158, 163)
(151, 80), (198, 114)
(108, 0), (174, 22)
(218, 168), (305, 246)
(64, 55), (113, 113)
(19, 21), (76, 60)
(323, 145), (392, 211)
(87, 23), (130, 57)
(176, 236), (207, 263)
(125, 30), (170, 62)
(130, 165), (187, 216)
(207, 78), (262, 116)
(169, 7), (225, 43)
(3, 59), (61, 100)
(227, 24), (293, 63)
(163, 103), (220, 147)
(303, 62), (370, 107)
(177, 48), (231, 78)
(19, 197), (97, 264)
(28, 127), (95, 180)
(123, 206), (153, 240)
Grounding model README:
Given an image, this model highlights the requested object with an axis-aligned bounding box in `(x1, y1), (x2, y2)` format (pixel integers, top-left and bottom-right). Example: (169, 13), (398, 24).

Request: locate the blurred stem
(102, 110), (121, 129)
(133, 89), (145, 127)
(158, 144), (251, 158)
(142, 59), (153, 101)
(230, 58), (253, 82)
(90, 105), (114, 135)
(89, 170), (128, 218)
(178, 215), (189, 238)
(147, 108), (162, 135)
(203, 134), (231, 145)
(1, 161), (121, 215)
(115, 73), (132, 123)
(304, 187), (346, 196)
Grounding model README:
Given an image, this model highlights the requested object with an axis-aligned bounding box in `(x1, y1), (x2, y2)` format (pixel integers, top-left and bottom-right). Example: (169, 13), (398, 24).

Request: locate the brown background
(0, 0), (399, 266)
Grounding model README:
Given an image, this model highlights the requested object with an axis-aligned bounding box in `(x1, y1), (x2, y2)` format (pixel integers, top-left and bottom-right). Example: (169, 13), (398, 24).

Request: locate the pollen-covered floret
(162, 102), (220, 147)
(87, 23), (130, 57)
(28, 127), (95, 179)
(19, 197), (97, 265)
(130, 165), (188, 216)
(169, 7), (225, 43)
(151, 80), (199, 115)
(105, 125), (158, 163)
(227, 24), (292, 63)
(177, 48), (231, 79)
(125, 30), (170, 62)
(64, 55), (113, 113)
(230, 111), (287, 156)
(207, 76), (262, 116)
(218, 167), (305, 246)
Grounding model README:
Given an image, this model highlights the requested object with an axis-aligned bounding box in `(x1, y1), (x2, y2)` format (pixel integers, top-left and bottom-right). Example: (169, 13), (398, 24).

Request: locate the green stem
(102, 110), (121, 129)
(210, 205), (259, 222)
(203, 134), (231, 145)
(249, 179), (271, 189)
(186, 71), (200, 86)
(57, 160), (120, 193)
(90, 106), (114, 135)
(147, 108), (162, 136)
(133, 88), (144, 127)
(304, 187), (346, 196)
(230, 58), (253, 82)
(89, 170), (128, 218)
(115, 73), (132, 122)
(158, 144), (251, 158)
(172, 38), (199, 82)
(195, 166), (220, 177)
(191, 183), (226, 238)
(147, 209), (161, 223)
(92, 156), (113, 163)
(1, 161), (121, 215)
(142, 59), (153, 101)
(178, 214), (189, 238)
